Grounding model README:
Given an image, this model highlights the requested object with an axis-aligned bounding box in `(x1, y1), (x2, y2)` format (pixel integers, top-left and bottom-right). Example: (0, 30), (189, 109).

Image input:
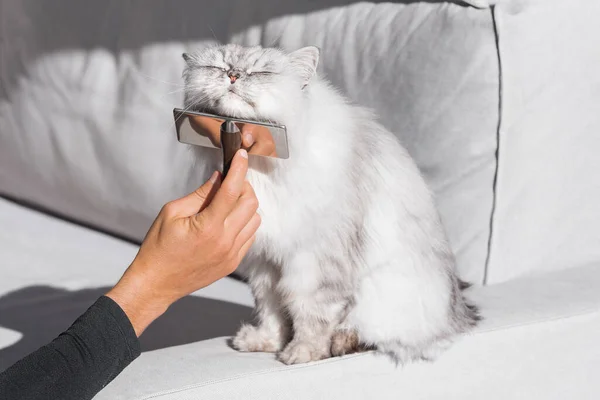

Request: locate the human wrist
(106, 266), (171, 336)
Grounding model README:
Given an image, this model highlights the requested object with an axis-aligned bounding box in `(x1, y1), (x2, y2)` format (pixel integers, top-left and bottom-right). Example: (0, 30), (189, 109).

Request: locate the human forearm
(0, 296), (140, 400)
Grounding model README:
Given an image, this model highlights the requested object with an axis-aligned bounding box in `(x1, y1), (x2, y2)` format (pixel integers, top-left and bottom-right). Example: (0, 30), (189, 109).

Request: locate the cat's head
(182, 44), (319, 123)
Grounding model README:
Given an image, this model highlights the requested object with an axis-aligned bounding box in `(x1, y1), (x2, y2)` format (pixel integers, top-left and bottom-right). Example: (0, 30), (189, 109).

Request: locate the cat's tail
(374, 280), (481, 365)
(456, 279), (482, 326)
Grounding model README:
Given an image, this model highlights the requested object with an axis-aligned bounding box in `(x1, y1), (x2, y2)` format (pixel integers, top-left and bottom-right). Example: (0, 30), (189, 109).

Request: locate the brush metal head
(174, 108), (289, 159)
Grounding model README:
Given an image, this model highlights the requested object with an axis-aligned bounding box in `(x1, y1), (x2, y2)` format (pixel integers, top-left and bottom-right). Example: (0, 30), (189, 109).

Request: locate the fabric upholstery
(0, 1), (500, 283)
(1, 1), (599, 397)
(95, 263), (600, 399)
(2, 197), (599, 398)
(486, 0), (600, 283)
(0, 197), (254, 371)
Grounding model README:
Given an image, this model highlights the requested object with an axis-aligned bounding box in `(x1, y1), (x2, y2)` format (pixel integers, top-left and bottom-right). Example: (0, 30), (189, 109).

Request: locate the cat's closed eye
(201, 65), (227, 72)
(247, 71), (275, 76)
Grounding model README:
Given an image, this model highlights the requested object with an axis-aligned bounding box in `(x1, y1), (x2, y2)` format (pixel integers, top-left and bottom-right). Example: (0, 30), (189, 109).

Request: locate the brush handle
(220, 121), (242, 178)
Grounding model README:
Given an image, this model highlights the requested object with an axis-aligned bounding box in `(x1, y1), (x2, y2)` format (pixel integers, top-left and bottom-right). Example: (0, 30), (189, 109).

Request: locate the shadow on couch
(0, 285), (252, 372)
(0, 0), (462, 100)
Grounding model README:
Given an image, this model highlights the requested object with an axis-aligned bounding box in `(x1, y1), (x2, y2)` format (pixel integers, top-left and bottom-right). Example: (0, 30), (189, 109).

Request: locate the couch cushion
(94, 263), (600, 400)
(486, 0), (600, 283)
(0, 1), (499, 283)
(0, 197), (254, 371)
(0, 0), (219, 243)
(228, 1), (500, 283)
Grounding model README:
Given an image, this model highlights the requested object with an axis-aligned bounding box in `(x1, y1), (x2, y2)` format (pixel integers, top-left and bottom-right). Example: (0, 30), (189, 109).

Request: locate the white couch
(1, 0), (599, 398)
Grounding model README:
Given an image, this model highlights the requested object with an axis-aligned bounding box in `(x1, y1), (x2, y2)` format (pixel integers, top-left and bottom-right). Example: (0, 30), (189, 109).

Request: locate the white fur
(183, 44), (478, 364)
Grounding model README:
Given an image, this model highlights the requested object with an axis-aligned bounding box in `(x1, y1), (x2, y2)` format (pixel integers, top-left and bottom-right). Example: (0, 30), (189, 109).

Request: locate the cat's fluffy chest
(246, 168), (302, 255)
(192, 147), (305, 251)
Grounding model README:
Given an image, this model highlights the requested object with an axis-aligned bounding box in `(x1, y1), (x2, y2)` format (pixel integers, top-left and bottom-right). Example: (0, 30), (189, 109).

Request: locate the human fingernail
(239, 149), (248, 159)
(209, 171), (219, 183)
(244, 133), (254, 146)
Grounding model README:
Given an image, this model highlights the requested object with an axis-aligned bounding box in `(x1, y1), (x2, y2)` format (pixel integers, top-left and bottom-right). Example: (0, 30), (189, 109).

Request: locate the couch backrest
(6, 1), (593, 286)
(227, 1), (499, 284)
(484, 0), (600, 283)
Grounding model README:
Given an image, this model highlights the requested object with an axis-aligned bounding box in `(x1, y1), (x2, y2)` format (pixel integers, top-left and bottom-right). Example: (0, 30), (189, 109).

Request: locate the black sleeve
(0, 296), (141, 400)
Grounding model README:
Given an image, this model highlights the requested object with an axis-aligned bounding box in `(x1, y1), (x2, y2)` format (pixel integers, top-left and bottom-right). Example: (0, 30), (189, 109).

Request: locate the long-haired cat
(182, 44), (479, 364)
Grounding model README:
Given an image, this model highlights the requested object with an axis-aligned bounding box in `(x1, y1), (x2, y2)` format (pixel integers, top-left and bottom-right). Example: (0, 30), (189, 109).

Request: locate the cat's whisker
(164, 88), (188, 96)
(268, 30), (285, 48)
(207, 25), (219, 43)
(153, 100), (203, 140)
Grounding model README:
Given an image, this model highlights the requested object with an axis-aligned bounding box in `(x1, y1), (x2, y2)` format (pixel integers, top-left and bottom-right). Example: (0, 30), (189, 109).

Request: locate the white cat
(182, 44), (479, 365)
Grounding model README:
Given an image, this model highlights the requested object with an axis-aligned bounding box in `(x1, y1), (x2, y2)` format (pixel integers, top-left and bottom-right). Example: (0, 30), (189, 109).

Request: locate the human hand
(106, 149), (260, 336)
(189, 115), (223, 148)
(188, 115), (277, 157)
(239, 123), (277, 157)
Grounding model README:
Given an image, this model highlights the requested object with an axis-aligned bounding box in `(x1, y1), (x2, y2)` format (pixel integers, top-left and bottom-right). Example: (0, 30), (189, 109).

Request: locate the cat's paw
(232, 324), (284, 353)
(278, 339), (330, 365)
(330, 329), (374, 357)
(330, 329), (360, 357)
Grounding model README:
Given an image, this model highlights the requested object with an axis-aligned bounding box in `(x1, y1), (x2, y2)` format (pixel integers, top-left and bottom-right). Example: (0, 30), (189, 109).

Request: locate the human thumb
(169, 171), (221, 218)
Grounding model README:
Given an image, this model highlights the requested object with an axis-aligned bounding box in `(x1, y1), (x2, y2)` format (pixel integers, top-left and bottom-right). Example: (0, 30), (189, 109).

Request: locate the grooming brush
(220, 120), (242, 178)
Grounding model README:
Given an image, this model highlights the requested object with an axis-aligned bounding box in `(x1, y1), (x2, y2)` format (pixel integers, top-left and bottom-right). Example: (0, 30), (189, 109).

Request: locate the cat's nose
(228, 70), (241, 84)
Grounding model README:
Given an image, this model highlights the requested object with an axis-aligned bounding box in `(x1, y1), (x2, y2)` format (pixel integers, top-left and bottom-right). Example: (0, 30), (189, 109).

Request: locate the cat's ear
(289, 46), (320, 88)
(182, 53), (193, 66)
